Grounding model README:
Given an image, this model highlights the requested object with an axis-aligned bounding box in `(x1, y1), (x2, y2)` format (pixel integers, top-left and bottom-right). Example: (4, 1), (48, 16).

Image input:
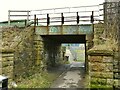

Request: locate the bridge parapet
(35, 25), (93, 35)
(8, 4), (104, 26)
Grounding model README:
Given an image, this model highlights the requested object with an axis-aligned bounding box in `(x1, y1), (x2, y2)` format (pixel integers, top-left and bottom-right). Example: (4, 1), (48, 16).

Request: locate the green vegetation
(75, 59), (85, 62)
(90, 84), (113, 89)
(64, 60), (70, 64)
(16, 71), (60, 88)
(84, 74), (90, 88)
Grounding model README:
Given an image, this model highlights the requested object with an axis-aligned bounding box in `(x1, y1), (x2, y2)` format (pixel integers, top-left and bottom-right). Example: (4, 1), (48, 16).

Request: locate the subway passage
(41, 34), (87, 88)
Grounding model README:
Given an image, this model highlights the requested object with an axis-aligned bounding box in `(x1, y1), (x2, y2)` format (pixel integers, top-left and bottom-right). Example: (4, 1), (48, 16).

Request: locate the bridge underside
(41, 34), (87, 69)
(41, 34), (86, 43)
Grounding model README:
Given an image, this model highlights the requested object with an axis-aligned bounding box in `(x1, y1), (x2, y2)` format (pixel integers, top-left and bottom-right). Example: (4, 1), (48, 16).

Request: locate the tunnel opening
(62, 43), (85, 67)
(41, 34), (87, 88)
(41, 34), (87, 71)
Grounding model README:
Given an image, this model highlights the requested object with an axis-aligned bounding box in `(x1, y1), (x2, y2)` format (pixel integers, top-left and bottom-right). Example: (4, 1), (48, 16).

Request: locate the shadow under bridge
(41, 34), (86, 69)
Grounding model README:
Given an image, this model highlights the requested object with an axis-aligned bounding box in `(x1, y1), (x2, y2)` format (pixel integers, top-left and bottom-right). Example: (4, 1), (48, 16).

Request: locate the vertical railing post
(77, 12), (79, 34)
(47, 14), (50, 26)
(34, 15), (36, 33)
(61, 13), (64, 25)
(47, 14), (50, 34)
(61, 13), (64, 34)
(77, 12), (79, 24)
(27, 11), (29, 24)
(91, 11), (94, 23)
(8, 10), (10, 25)
(91, 11), (94, 40)
(37, 18), (38, 26)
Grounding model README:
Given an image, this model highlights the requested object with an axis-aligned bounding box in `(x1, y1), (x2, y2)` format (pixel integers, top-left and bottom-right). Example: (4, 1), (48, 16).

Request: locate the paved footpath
(50, 62), (86, 88)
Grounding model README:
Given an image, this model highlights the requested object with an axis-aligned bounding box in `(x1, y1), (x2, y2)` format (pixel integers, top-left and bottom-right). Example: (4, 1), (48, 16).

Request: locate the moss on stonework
(1, 48), (15, 53)
(88, 49), (113, 56)
(91, 84), (113, 89)
(87, 44), (114, 56)
(91, 78), (107, 85)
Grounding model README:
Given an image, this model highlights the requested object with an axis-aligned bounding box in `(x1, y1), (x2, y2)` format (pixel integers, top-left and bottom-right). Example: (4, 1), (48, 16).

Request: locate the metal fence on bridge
(8, 4), (104, 26)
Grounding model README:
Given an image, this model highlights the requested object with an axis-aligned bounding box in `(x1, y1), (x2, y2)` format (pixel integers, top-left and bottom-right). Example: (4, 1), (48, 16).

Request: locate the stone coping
(87, 49), (114, 56)
(0, 48), (15, 53)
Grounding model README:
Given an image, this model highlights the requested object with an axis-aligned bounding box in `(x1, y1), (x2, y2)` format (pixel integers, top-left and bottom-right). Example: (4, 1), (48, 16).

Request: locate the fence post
(61, 13), (64, 25)
(47, 14), (50, 26)
(91, 11), (94, 23)
(91, 11), (94, 40)
(34, 15), (36, 33)
(77, 12), (79, 24)
(47, 14), (50, 34)
(61, 13), (64, 34)
(77, 12), (79, 34)
(27, 11), (29, 24)
(8, 10), (10, 25)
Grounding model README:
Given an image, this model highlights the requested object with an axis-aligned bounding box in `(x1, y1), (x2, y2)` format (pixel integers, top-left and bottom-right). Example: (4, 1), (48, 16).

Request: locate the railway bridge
(1, 2), (120, 88)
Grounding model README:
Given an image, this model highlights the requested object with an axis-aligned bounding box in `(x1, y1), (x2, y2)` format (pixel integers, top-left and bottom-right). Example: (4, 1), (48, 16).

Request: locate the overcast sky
(0, 0), (104, 22)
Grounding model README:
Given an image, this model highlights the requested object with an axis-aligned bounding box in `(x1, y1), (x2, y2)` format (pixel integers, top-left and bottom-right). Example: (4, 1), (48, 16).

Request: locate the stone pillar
(87, 22), (116, 88)
(1, 49), (14, 87)
(34, 34), (45, 69)
(88, 49), (114, 88)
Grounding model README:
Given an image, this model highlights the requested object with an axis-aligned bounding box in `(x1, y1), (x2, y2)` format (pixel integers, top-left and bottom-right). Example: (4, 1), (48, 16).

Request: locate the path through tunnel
(41, 34), (87, 88)
(41, 34), (87, 71)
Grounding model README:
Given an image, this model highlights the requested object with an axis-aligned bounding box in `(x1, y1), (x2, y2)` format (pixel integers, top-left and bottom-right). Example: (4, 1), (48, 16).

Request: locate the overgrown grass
(16, 71), (60, 88)
(84, 74), (90, 88)
(75, 59), (85, 62)
(64, 60), (70, 64)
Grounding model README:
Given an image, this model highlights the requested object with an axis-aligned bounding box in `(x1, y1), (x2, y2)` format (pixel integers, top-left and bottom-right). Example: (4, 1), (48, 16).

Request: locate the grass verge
(15, 71), (60, 88)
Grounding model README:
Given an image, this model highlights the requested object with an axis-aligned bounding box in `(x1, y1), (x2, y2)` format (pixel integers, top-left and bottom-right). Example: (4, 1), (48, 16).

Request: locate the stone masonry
(13, 27), (35, 82)
(0, 27), (36, 87)
(1, 26), (63, 87)
(88, 49), (114, 88)
(88, 22), (120, 88)
(34, 34), (45, 70)
(0, 49), (14, 87)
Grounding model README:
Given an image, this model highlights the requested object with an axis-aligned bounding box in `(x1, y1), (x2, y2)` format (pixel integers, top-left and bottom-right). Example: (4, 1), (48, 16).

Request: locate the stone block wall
(1, 26), (63, 87)
(88, 50), (114, 88)
(34, 34), (45, 70)
(0, 49), (14, 86)
(104, 2), (120, 88)
(13, 27), (35, 82)
(1, 27), (36, 87)
(34, 34), (63, 70)
(113, 51), (120, 88)
(87, 20), (120, 88)
(1, 27), (22, 86)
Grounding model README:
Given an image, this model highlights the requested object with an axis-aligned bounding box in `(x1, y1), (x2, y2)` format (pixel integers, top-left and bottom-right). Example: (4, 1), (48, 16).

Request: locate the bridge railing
(8, 10), (31, 25)
(8, 4), (104, 26)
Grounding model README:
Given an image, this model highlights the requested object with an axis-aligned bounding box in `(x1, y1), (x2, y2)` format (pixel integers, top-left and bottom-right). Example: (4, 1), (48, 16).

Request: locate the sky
(0, 0), (104, 22)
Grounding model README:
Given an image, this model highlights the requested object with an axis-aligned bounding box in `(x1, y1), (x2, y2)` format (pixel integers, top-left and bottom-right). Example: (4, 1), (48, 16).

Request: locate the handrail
(31, 4), (100, 12)
(30, 10), (100, 15)
(8, 4), (104, 26)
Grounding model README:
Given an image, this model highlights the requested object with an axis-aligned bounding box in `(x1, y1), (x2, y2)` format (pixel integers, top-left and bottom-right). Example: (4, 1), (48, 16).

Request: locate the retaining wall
(1, 27), (37, 87)
(88, 23), (120, 88)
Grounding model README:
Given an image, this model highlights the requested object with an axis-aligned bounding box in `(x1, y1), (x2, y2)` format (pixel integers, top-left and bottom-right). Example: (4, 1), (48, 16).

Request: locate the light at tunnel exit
(62, 43), (85, 64)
